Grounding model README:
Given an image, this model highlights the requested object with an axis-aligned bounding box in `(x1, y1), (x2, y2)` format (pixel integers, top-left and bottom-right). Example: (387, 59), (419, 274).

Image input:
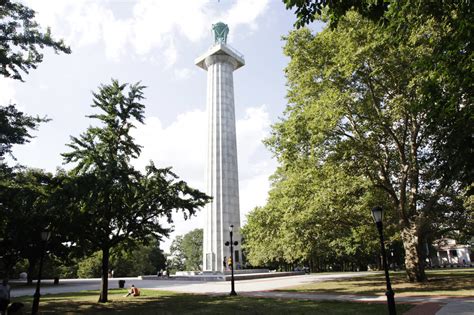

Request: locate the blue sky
(0, 0), (323, 251)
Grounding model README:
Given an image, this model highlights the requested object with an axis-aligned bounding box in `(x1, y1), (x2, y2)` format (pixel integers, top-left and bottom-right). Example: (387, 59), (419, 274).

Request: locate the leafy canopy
(0, 0), (71, 81)
(0, 105), (49, 162)
(169, 229), (203, 271)
(264, 4), (472, 281)
(62, 79), (209, 301)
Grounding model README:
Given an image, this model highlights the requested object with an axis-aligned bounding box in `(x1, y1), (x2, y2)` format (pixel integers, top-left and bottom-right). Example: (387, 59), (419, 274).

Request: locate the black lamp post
(32, 229), (51, 315)
(371, 206), (396, 315)
(225, 224), (238, 296)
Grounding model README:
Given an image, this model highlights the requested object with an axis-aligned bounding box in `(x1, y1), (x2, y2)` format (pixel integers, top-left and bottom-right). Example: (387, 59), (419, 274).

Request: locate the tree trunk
(401, 223), (426, 282)
(98, 247), (110, 303)
(27, 258), (37, 285)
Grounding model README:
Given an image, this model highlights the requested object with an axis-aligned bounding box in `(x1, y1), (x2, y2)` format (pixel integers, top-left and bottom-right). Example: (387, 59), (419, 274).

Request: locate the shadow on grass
(283, 269), (474, 296)
(13, 289), (413, 314)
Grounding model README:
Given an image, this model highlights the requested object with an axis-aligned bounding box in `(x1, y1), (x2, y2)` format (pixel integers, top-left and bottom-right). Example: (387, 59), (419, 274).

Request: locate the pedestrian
(124, 284), (140, 297)
(227, 256), (232, 270)
(0, 279), (11, 315)
(223, 256), (227, 270)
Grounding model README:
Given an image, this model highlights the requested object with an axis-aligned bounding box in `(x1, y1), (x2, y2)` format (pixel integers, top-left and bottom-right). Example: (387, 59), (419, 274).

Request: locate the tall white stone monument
(195, 22), (244, 272)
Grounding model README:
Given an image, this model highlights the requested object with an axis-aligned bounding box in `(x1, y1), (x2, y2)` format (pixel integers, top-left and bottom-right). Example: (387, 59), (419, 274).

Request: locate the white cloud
(102, 14), (132, 61)
(239, 171), (273, 225)
(163, 39), (178, 68)
(236, 105), (276, 223)
(131, 104), (275, 251)
(0, 79), (18, 105)
(132, 110), (207, 189)
(24, 0), (270, 64)
(173, 68), (193, 80)
(21, 0), (274, 252)
(222, 0), (270, 35)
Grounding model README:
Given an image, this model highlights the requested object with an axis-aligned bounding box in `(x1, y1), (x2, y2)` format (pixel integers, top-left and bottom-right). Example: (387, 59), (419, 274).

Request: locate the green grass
(12, 289), (413, 314)
(282, 268), (474, 296)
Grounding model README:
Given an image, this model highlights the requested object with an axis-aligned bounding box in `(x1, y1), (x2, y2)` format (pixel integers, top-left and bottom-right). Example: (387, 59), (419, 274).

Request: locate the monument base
(140, 270), (305, 281)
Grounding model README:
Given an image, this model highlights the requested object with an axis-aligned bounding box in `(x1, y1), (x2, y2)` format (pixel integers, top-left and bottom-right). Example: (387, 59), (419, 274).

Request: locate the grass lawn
(13, 289), (413, 314)
(281, 268), (474, 296)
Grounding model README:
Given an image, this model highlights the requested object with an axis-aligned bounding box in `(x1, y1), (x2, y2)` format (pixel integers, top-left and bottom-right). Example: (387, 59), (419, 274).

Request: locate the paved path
(11, 272), (474, 314)
(10, 272), (369, 297)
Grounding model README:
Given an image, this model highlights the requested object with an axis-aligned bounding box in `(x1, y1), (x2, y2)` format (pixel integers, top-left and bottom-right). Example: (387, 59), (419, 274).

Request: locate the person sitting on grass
(125, 284), (140, 297)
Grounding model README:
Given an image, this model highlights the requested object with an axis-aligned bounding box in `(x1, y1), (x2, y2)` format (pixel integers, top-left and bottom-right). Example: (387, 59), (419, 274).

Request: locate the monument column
(195, 22), (244, 272)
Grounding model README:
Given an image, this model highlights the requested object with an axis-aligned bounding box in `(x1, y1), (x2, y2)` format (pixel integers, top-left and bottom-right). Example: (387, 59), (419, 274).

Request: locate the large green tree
(0, 168), (69, 282)
(283, 1), (473, 31)
(269, 8), (472, 282)
(168, 236), (185, 272)
(62, 80), (209, 302)
(110, 239), (167, 277)
(242, 164), (383, 272)
(181, 228), (203, 271)
(169, 229), (203, 271)
(76, 240), (166, 278)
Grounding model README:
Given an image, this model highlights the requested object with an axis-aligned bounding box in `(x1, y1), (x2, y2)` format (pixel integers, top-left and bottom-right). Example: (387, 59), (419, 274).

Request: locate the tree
(269, 9), (472, 282)
(0, 0), (70, 167)
(168, 236), (185, 272)
(169, 229), (203, 271)
(0, 0), (71, 81)
(283, 0), (388, 28)
(62, 80), (210, 302)
(0, 105), (48, 162)
(282, 1), (473, 30)
(242, 164), (382, 272)
(181, 229), (203, 271)
(110, 239), (167, 276)
(0, 167), (68, 282)
(77, 252), (102, 278)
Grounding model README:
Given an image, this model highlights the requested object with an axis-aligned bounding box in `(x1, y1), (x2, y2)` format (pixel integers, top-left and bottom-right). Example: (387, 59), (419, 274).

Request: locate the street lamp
(225, 224), (238, 296)
(32, 229), (51, 315)
(371, 206), (396, 315)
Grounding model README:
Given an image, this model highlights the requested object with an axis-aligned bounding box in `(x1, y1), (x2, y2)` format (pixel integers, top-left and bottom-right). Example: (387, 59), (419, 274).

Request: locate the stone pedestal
(195, 44), (245, 272)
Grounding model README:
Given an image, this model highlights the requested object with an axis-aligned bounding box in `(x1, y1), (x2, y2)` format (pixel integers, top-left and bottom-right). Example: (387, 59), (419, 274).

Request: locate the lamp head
(229, 224), (234, 233)
(371, 206), (383, 224)
(41, 230), (51, 241)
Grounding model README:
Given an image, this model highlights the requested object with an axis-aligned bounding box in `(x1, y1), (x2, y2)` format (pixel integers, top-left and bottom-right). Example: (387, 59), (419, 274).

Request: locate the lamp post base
(32, 292), (40, 314)
(229, 291), (237, 296)
(386, 289), (396, 315)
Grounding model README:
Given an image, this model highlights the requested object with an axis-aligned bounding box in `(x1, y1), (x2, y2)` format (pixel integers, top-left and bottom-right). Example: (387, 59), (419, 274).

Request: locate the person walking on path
(0, 279), (11, 315)
(227, 257), (233, 271)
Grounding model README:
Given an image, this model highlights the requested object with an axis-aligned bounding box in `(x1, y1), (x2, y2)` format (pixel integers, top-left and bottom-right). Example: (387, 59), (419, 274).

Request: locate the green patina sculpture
(212, 22), (229, 44)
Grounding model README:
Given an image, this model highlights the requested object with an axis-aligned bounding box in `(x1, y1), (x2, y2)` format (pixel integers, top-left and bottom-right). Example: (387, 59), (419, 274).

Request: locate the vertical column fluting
(202, 53), (242, 272)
